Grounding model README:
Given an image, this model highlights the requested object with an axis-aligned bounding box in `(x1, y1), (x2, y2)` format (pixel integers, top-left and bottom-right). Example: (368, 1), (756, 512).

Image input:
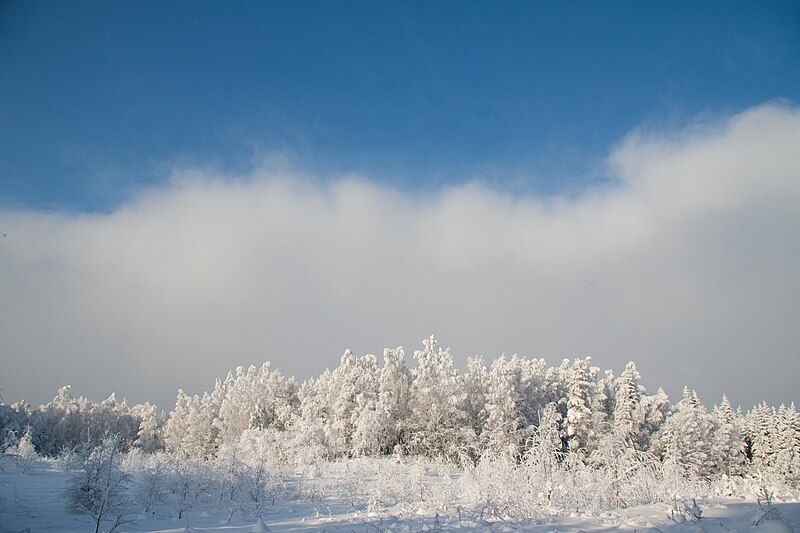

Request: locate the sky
(1, 2), (799, 409)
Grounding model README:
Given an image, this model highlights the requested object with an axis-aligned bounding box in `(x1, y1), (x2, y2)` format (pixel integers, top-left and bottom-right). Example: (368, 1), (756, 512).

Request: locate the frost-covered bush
(229, 456), (284, 520)
(53, 443), (88, 472)
(657, 457), (708, 501)
(65, 437), (132, 533)
(0, 402), (31, 449)
(461, 454), (533, 518)
(460, 444), (663, 520)
(7, 426), (37, 462)
(121, 450), (168, 515)
(588, 426), (662, 510)
(310, 456), (458, 516)
(163, 456), (216, 521)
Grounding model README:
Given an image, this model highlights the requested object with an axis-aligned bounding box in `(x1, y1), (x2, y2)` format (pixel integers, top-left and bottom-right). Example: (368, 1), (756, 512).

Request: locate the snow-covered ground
(1, 459), (797, 532)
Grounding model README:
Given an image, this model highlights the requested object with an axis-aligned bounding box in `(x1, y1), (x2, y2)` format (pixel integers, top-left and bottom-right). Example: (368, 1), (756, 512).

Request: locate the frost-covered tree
(405, 336), (473, 460)
(590, 425), (658, 509)
(163, 389), (191, 455)
(349, 351), (401, 457)
(520, 402), (564, 505)
(181, 393), (218, 459)
(550, 358), (572, 418)
(462, 356), (489, 443)
(286, 350), (380, 459)
(565, 357), (594, 452)
(613, 362), (644, 437)
(350, 392), (383, 456)
(289, 369), (339, 459)
(773, 403), (800, 484)
(214, 362), (297, 449)
(596, 369), (616, 421)
(482, 355), (530, 457)
(711, 394), (745, 476)
(131, 403), (163, 453)
(640, 387), (670, 451)
(661, 388), (715, 479)
(373, 347), (412, 453)
(746, 402), (778, 473)
(335, 351), (380, 454)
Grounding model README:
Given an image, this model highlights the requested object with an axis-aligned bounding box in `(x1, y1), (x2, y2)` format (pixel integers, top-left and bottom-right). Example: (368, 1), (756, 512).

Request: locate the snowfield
(1, 459), (797, 533)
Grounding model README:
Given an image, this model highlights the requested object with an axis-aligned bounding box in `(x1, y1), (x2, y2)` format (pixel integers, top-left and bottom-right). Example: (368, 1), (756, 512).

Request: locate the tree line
(2, 336), (798, 486)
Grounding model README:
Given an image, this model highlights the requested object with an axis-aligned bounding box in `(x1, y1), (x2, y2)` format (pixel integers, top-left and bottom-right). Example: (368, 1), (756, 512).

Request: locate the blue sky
(2, 2), (800, 408)
(2, 1), (799, 211)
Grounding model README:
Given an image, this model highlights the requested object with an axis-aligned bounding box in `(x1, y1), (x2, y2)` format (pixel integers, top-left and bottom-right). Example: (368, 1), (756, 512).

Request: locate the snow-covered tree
(613, 362), (644, 437)
(773, 403), (800, 484)
(405, 336), (474, 461)
(131, 402), (163, 453)
(181, 392), (218, 459)
(746, 402), (778, 473)
(373, 347), (412, 453)
(590, 424), (658, 509)
(215, 362), (297, 449)
(661, 388), (715, 479)
(711, 394), (745, 476)
(163, 389), (191, 455)
(565, 357), (595, 452)
(640, 387), (670, 451)
(520, 402), (564, 505)
(462, 356), (489, 443)
(482, 355), (530, 457)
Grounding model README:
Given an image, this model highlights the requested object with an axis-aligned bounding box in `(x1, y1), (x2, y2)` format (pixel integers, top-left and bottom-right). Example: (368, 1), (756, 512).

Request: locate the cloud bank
(1, 103), (799, 409)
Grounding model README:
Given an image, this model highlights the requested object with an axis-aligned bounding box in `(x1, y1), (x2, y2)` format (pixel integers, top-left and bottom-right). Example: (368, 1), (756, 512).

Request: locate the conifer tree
(662, 389), (715, 478)
(774, 403), (800, 484)
(613, 362), (644, 436)
(746, 402), (776, 473)
(132, 402), (163, 454)
(565, 357), (594, 452)
(711, 394), (745, 476)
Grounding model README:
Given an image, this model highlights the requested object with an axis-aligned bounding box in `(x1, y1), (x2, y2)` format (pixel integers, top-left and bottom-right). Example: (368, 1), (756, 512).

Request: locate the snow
(1, 460), (798, 532)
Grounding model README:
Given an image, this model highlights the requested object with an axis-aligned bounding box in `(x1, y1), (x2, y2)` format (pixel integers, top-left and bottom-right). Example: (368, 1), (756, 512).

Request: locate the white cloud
(1, 102), (798, 409)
